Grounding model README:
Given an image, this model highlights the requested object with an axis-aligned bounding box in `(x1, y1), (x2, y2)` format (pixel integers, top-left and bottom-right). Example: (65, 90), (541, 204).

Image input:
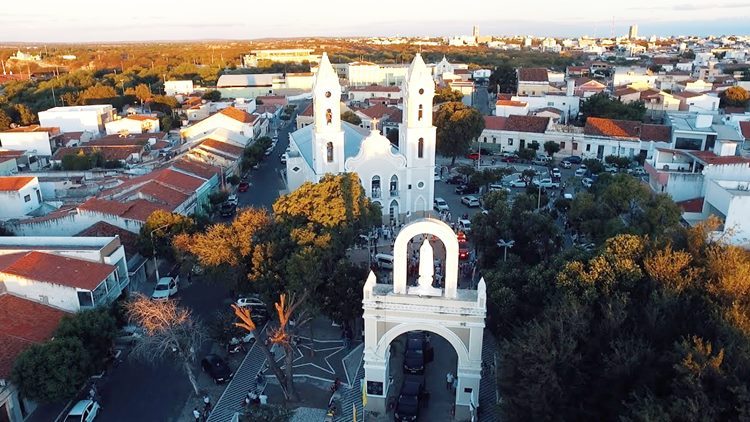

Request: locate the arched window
(326, 109), (332, 125)
(326, 142), (333, 163)
(371, 176), (381, 199)
(418, 104), (423, 121)
(418, 138), (424, 158)
(390, 175), (399, 196)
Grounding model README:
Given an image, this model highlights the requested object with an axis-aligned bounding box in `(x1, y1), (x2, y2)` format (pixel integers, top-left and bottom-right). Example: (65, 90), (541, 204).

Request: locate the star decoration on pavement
(269, 337), (358, 384)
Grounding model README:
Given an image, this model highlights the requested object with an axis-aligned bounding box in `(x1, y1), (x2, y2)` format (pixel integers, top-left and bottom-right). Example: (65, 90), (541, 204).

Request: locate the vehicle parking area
(387, 331), (457, 421)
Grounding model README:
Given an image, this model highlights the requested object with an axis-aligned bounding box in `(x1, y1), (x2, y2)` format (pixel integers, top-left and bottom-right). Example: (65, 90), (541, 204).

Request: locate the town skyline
(1, 0), (749, 42)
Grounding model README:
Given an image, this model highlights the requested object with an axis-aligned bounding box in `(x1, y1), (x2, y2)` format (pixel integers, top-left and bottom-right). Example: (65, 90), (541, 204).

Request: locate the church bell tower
(312, 53), (345, 176)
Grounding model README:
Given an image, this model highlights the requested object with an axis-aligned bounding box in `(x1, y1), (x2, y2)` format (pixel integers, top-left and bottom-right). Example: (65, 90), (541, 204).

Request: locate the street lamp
(496, 239), (515, 262)
(150, 222), (173, 282)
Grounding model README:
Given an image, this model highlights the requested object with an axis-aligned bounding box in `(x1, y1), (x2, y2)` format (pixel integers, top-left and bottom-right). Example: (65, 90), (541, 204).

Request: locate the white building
(347, 85), (403, 103)
(287, 53), (436, 223)
(0, 125), (61, 159)
(613, 67), (657, 87)
(180, 107), (259, 142)
(0, 176), (42, 219)
(165, 80), (195, 96)
(346, 61), (410, 87)
(511, 94), (580, 123)
(38, 105), (115, 134)
(494, 100), (529, 117)
(104, 115), (160, 135)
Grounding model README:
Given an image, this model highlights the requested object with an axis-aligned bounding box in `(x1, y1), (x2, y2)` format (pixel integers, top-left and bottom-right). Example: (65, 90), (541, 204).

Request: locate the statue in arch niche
(409, 238), (442, 297)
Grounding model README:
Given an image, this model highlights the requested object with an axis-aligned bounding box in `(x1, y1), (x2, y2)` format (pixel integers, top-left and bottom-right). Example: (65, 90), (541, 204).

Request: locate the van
(532, 156), (551, 166)
(375, 253), (394, 269)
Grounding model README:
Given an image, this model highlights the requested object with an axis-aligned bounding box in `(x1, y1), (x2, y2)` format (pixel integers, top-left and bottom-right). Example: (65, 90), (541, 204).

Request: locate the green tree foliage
(604, 154), (632, 169)
(341, 110), (362, 126)
(60, 150), (123, 170)
(582, 158), (604, 174)
(580, 92), (646, 122)
(488, 64), (518, 94)
(516, 147), (536, 161)
(11, 337), (93, 403)
(720, 86), (750, 108)
(201, 90), (222, 102)
(0, 109), (12, 130)
(434, 102), (485, 165)
(13, 104), (37, 125)
(53, 308), (117, 372)
(134, 83), (152, 102)
(543, 141), (560, 157)
(79, 83), (118, 102)
(433, 87), (464, 104)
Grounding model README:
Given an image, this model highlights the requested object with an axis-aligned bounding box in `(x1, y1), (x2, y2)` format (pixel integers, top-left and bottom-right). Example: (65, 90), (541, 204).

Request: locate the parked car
(457, 219), (472, 233)
(455, 184), (478, 195)
(201, 354), (233, 384)
(280, 153), (287, 164)
(220, 202), (236, 217)
(604, 164), (618, 173)
(236, 296), (265, 308)
(533, 178), (560, 189)
(566, 155), (583, 164)
(65, 400), (100, 422)
(227, 194), (238, 206)
(489, 183), (511, 193)
(550, 167), (561, 178)
(229, 332), (255, 345)
(574, 167), (587, 177)
(501, 155), (518, 163)
(375, 253), (394, 269)
(466, 152), (480, 160)
(115, 325), (143, 346)
(151, 277), (178, 301)
(582, 177), (594, 188)
(459, 246), (470, 260)
(445, 175), (464, 185)
(629, 167), (646, 176)
(561, 160), (572, 169)
(395, 375), (425, 422)
(461, 195), (480, 208)
(433, 197), (449, 211)
(238, 181), (250, 192)
(403, 332), (428, 374)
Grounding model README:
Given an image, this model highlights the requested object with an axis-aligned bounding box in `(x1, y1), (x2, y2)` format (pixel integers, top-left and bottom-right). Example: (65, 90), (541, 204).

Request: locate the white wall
(512, 95), (580, 121)
(666, 172), (705, 202)
(0, 132), (53, 156)
(1, 274), (85, 313)
(39, 106), (113, 134)
(0, 178), (42, 219)
(165, 80), (194, 96)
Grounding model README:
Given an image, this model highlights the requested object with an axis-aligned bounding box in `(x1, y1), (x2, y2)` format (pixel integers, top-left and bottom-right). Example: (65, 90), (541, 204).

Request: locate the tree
(434, 102), (485, 165)
(517, 148), (536, 161)
(580, 92), (646, 122)
(604, 155), (631, 169)
(11, 337), (93, 403)
(137, 210), (195, 259)
(13, 104), (37, 125)
(126, 294), (204, 395)
(341, 110), (362, 126)
(582, 158), (604, 174)
(201, 90), (221, 102)
(433, 87), (464, 104)
(134, 83), (152, 103)
(528, 141), (540, 151)
(720, 86), (750, 108)
(488, 64), (518, 94)
(0, 109), (12, 131)
(543, 141), (560, 157)
(53, 308), (117, 372)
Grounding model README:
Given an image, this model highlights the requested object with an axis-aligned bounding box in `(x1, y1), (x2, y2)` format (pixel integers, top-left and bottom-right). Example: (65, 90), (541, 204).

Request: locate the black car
(403, 332), (429, 374)
(566, 155), (583, 164)
(219, 202), (236, 217)
(455, 184), (479, 195)
(446, 175), (464, 185)
(394, 393), (419, 421)
(201, 354), (233, 384)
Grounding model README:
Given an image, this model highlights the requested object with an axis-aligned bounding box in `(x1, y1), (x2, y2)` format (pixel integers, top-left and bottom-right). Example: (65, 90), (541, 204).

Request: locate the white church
(286, 53), (437, 224)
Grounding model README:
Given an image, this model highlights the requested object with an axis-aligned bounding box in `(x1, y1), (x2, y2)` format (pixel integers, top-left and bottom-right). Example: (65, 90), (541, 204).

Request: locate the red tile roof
(350, 85), (402, 93)
(125, 115), (158, 121)
(676, 197), (705, 213)
(0, 176), (34, 192)
(640, 124), (672, 142)
(0, 294), (69, 378)
(517, 68), (548, 82)
(689, 150), (750, 165)
(483, 116), (508, 131)
(585, 117), (641, 138)
(358, 104), (402, 121)
(219, 107), (258, 124)
(76, 221), (138, 259)
(151, 168), (206, 192)
(137, 181), (189, 208)
(89, 133), (165, 146)
(52, 146), (144, 162)
(171, 158), (221, 180)
(1, 125), (60, 135)
(79, 198), (168, 222)
(0, 251), (115, 290)
(614, 87), (639, 97)
(739, 121), (750, 139)
(504, 115), (550, 133)
(496, 100), (527, 107)
(199, 139), (245, 157)
(299, 103), (314, 117)
(672, 91), (703, 99)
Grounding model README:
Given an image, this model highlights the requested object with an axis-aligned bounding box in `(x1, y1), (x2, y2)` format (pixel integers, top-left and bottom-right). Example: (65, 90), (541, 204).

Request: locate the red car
(238, 181), (250, 192)
(459, 247), (470, 260)
(466, 153), (480, 160)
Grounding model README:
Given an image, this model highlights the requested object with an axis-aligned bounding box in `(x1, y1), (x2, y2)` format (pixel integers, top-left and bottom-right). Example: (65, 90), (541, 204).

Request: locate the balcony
(371, 187), (381, 199)
(390, 190), (399, 198)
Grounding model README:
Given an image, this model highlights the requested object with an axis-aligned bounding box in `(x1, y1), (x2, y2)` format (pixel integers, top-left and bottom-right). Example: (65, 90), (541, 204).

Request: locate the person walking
(446, 372), (454, 390)
(203, 394), (211, 416)
(192, 407), (201, 421)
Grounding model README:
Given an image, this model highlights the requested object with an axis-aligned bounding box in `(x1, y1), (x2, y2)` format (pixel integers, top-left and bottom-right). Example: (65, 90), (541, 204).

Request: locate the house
(180, 107), (260, 142)
(671, 91), (720, 112)
(0, 293), (69, 422)
(477, 115), (551, 153)
(510, 94), (580, 123)
(679, 79), (713, 93)
(38, 105), (115, 134)
(75, 222), (147, 291)
(345, 61), (410, 87)
(216, 74), (279, 98)
(164, 80), (195, 96)
(516, 68), (551, 96)
(255, 95), (288, 110)
(614, 87), (642, 103)
(354, 104), (403, 136)
(0, 153), (18, 176)
(0, 177), (42, 219)
(104, 115), (160, 135)
(347, 85), (403, 103)
(573, 78), (606, 97)
(447, 80), (475, 106)
(296, 103), (314, 130)
(583, 117), (645, 159)
(613, 67), (657, 87)
(494, 100), (529, 117)
(0, 125), (63, 166)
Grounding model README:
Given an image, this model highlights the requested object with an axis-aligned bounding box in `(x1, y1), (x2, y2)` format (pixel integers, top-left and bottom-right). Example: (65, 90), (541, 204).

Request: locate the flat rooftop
(0, 236), (117, 251)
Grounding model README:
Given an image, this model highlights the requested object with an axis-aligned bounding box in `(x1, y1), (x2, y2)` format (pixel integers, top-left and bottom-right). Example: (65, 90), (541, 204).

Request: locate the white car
(236, 296), (265, 308)
(533, 178), (560, 189)
(151, 277), (178, 301)
(280, 153), (287, 165)
(604, 164), (618, 173)
(461, 195), (480, 208)
(574, 167), (587, 177)
(65, 400), (100, 422)
(561, 160), (572, 169)
(457, 219), (472, 233)
(550, 168), (561, 178)
(434, 171), (441, 181)
(508, 179), (527, 188)
(227, 194), (238, 206)
(229, 332), (255, 345)
(582, 177), (594, 188)
(489, 183), (511, 193)
(433, 197), (449, 211)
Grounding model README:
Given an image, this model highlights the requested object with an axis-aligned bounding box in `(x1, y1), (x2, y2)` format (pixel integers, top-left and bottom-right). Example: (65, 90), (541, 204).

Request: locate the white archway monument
(361, 218), (487, 420)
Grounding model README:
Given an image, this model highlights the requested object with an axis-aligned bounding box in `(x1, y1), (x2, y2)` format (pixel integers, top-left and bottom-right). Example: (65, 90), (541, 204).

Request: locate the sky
(0, 0), (748, 42)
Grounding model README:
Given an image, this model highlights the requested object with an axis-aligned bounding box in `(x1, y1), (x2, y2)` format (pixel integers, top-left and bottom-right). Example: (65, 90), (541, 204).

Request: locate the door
(597, 145), (604, 159)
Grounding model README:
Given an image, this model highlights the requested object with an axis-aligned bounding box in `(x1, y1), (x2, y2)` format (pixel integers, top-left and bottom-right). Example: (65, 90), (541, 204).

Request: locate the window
(24, 194), (31, 202)
(326, 108), (332, 125)
(419, 88), (424, 95)
(371, 176), (381, 198)
(483, 136), (487, 142)
(390, 175), (399, 196)
(547, 102), (554, 106)
(77, 291), (93, 308)
(611, 146), (617, 154)
(418, 104), (423, 121)
(326, 142), (333, 162)
(675, 137), (702, 150)
(508, 138), (514, 146)
(573, 142), (579, 151)
(560, 141), (566, 149)
(418, 138), (424, 158)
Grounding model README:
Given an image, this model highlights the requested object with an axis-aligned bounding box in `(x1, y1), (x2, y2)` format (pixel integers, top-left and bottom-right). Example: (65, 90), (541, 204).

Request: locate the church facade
(286, 53), (436, 224)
